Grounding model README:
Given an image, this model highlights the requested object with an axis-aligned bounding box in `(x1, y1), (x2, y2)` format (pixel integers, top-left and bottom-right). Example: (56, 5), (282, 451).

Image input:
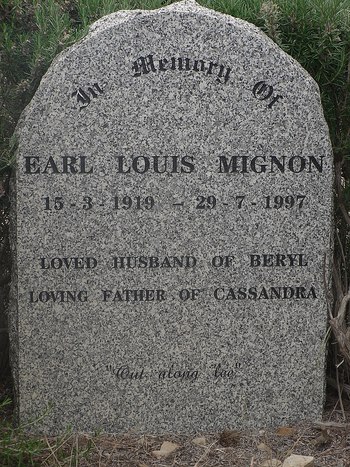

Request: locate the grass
(0, 396), (100, 466)
(0, 396), (44, 466)
(1, 415), (350, 467)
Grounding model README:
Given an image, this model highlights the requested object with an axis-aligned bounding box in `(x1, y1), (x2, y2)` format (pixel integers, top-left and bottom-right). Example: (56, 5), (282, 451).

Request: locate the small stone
(160, 441), (179, 453)
(151, 450), (170, 459)
(258, 443), (272, 455)
(311, 425), (330, 447)
(151, 440), (179, 458)
(282, 455), (314, 467)
(261, 460), (282, 467)
(192, 437), (206, 445)
(277, 427), (294, 437)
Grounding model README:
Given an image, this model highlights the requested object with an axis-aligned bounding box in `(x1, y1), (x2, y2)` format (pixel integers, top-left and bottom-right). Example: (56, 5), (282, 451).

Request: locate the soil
(1, 370), (350, 467)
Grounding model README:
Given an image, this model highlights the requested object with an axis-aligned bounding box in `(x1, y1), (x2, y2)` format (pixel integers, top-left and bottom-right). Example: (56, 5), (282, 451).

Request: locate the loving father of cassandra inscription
(29, 285), (317, 303)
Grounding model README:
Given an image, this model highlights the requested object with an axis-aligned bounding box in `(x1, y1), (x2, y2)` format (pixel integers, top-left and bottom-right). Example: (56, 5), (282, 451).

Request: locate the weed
(0, 397), (100, 466)
(0, 397), (45, 466)
(260, 1), (281, 44)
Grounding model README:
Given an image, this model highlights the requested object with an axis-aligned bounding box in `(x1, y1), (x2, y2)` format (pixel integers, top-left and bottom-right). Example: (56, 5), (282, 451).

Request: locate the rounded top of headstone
(89, 0), (202, 34)
(16, 0), (325, 136)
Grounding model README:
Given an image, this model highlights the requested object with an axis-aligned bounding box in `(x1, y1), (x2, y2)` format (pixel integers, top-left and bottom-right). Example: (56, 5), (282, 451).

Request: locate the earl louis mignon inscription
(11, 0), (333, 433)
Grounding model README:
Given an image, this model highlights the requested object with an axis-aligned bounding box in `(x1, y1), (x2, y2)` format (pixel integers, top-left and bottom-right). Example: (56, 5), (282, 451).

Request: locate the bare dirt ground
(1, 370), (350, 467)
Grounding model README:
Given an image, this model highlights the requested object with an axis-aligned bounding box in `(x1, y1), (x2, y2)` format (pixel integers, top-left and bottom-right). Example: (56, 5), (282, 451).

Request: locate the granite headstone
(10, 0), (333, 433)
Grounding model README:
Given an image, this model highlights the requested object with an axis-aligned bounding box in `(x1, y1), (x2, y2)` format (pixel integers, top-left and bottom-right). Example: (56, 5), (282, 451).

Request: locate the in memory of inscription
(10, 0), (333, 434)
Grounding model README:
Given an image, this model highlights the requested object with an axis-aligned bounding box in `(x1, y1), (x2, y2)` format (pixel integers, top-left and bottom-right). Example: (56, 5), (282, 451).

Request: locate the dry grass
(38, 415), (350, 467)
(1, 369), (350, 467)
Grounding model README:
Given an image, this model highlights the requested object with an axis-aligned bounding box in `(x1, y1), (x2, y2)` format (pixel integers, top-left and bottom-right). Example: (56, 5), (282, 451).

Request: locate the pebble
(282, 454), (314, 467)
(277, 427), (294, 437)
(258, 443), (272, 455)
(151, 441), (179, 458)
(192, 437), (206, 445)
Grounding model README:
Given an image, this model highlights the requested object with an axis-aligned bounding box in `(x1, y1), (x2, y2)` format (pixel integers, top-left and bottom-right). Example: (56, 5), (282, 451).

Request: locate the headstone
(10, 0), (333, 433)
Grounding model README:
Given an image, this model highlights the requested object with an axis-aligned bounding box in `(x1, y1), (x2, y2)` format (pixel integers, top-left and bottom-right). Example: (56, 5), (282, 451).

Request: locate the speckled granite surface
(10, 0), (333, 433)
